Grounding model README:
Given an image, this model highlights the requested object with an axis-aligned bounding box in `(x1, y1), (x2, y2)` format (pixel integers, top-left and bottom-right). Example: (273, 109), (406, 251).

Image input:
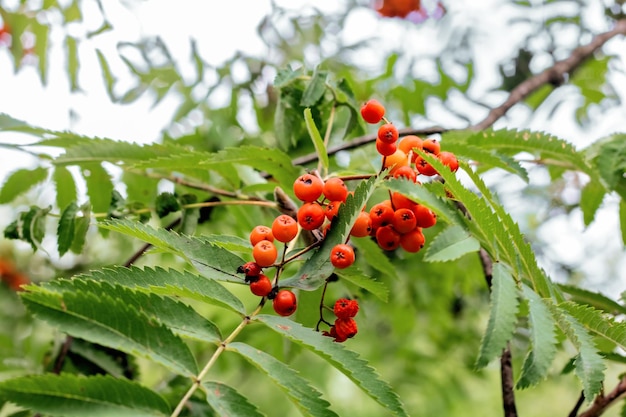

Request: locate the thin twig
(471, 19), (626, 131)
(501, 344), (518, 417)
(569, 392), (585, 417)
(577, 376), (626, 417)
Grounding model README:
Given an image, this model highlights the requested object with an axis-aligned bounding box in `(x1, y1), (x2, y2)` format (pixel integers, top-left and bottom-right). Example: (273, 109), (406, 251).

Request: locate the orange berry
(297, 202), (325, 230)
(252, 240), (278, 267)
(293, 174), (324, 202)
(360, 99), (385, 124)
(272, 215), (298, 243)
(249, 225), (274, 246)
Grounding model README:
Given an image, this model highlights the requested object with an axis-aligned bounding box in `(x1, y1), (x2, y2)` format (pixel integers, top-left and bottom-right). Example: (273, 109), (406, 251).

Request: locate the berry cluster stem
(170, 303), (264, 417)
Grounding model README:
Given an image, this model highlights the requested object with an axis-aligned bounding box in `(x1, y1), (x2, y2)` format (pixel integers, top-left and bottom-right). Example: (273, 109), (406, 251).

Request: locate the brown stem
(472, 19), (626, 131)
(577, 376), (626, 417)
(501, 344), (518, 417)
(569, 392), (585, 417)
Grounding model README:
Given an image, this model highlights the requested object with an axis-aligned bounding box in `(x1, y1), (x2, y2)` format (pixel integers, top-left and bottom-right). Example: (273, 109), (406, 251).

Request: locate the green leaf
(82, 265), (245, 314)
(53, 166), (77, 210)
(621, 200), (626, 246)
(424, 225), (480, 262)
(229, 342), (338, 417)
(560, 284), (626, 316)
(0, 374), (170, 417)
(552, 304), (605, 400)
(351, 236), (398, 280)
(81, 163), (113, 215)
(274, 65), (305, 88)
(46, 278), (221, 343)
(559, 301), (626, 352)
(384, 178), (464, 226)
(580, 180), (605, 226)
(180, 194), (200, 235)
(65, 35), (80, 91)
(96, 49), (116, 100)
(203, 381), (265, 417)
(21, 287), (198, 376)
(32, 20), (49, 85)
(304, 107), (329, 172)
(70, 203), (90, 254)
(69, 339), (127, 379)
(20, 206), (51, 251)
(442, 139), (529, 182)
(301, 68), (328, 107)
(256, 315), (408, 417)
(516, 285), (558, 388)
(0, 167), (48, 204)
(281, 175), (382, 290)
(55, 139), (179, 165)
(475, 263), (519, 368)
(335, 268), (389, 302)
(99, 219), (247, 285)
(57, 202), (78, 256)
(585, 133), (626, 200)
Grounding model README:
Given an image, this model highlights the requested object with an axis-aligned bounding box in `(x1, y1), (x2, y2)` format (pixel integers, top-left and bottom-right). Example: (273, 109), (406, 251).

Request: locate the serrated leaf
(476, 263), (519, 368)
(0, 374), (169, 417)
(256, 315), (408, 417)
(32, 20), (49, 85)
(560, 284), (626, 316)
(0, 167), (48, 203)
(20, 206), (50, 251)
(335, 268), (389, 302)
(351, 237), (398, 280)
(70, 203), (90, 254)
(99, 219), (246, 285)
(57, 202), (78, 256)
(81, 163), (113, 215)
(53, 166), (77, 210)
(424, 225), (480, 262)
(96, 49), (116, 100)
(274, 65), (305, 88)
(552, 304), (605, 400)
(229, 342), (338, 417)
(281, 175), (382, 290)
(560, 301), (626, 352)
(621, 200), (626, 246)
(301, 68), (328, 107)
(69, 339), (127, 378)
(580, 180), (605, 226)
(65, 35), (80, 91)
(55, 139), (179, 165)
(82, 266), (245, 314)
(442, 139), (529, 182)
(516, 285), (558, 388)
(21, 288), (198, 376)
(384, 178), (464, 226)
(304, 108), (329, 172)
(203, 381), (265, 417)
(45, 278), (221, 343)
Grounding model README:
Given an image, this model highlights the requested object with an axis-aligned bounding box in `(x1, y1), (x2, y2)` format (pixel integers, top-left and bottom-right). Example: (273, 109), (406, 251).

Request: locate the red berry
(400, 228), (425, 252)
(250, 274), (273, 297)
(297, 202), (326, 230)
(334, 317), (358, 341)
(323, 178), (348, 202)
(273, 289), (297, 316)
(415, 155), (438, 176)
(382, 149), (409, 176)
(413, 204), (437, 228)
(350, 211), (372, 238)
(272, 215), (298, 243)
(392, 165), (417, 182)
(325, 200), (342, 221)
(376, 225), (401, 251)
(369, 202), (394, 231)
(293, 174), (324, 202)
(422, 138), (441, 156)
(249, 225), (274, 246)
(334, 298), (359, 319)
(376, 139), (397, 156)
(398, 135), (423, 161)
(252, 240), (278, 267)
(392, 208), (417, 234)
(360, 99), (385, 124)
(237, 261), (263, 278)
(377, 123), (399, 144)
(391, 192), (416, 211)
(438, 151), (459, 173)
(330, 244), (355, 269)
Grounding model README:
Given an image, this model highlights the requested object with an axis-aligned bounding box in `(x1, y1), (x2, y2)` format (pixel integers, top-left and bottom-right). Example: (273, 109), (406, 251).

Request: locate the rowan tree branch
(577, 376), (626, 417)
(471, 19), (626, 131)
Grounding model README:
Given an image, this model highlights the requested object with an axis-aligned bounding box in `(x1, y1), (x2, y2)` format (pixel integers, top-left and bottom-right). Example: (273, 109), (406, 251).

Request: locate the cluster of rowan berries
(323, 298), (359, 342)
(360, 99), (459, 251)
(236, 215), (301, 316)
